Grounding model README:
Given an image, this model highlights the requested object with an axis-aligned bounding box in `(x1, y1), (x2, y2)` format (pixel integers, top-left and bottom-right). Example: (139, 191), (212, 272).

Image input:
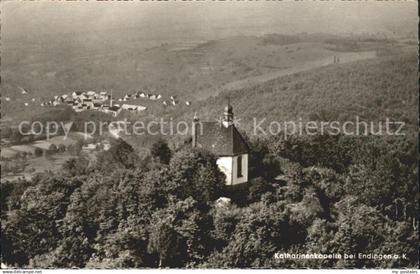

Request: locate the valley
(1, 33), (414, 123)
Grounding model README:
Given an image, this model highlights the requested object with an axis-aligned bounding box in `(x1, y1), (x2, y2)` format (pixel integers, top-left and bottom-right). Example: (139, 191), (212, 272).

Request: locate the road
(197, 50), (377, 99)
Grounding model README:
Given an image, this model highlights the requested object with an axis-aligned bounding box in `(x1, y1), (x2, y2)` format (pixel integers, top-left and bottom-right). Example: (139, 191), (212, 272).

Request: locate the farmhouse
(83, 99), (93, 107)
(121, 104), (147, 112)
(8, 145), (37, 156)
(47, 136), (77, 148)
(107, 106), (122, 117)
(72, 91), (83, 99)
(93, 102), (102, 110)
(33, 141), (55, 151)
(149, 94), (159, 100)
(192, 104), (249, 186)
(86, 91), (96, 97)
(64, 97), (73, 105)
(20, 87), (28, 94)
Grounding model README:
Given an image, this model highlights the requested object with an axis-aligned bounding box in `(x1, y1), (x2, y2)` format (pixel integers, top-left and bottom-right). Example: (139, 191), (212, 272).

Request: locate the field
(0, 133), (87, 181)
(1, 153), (74, 181)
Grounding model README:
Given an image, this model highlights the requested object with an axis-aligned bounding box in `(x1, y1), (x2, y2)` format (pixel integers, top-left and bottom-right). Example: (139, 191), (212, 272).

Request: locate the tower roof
(224, 104), (233, 112)
(194, 122), (249, 156)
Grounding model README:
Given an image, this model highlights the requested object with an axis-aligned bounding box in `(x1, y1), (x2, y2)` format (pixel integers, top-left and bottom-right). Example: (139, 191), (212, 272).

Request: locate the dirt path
(199, 50), (377, 98)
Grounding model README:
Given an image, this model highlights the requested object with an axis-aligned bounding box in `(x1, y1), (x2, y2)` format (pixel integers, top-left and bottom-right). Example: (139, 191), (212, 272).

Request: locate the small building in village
(108, 106), (122, 117)
(72, 91), (83, 99)
(121, 104), (147, 112)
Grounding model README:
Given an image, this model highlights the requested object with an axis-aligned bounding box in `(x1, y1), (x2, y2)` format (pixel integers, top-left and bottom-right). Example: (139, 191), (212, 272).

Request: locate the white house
(86, 91), (96, 97)
(149, 94), (158, 100)
(20, 87), (28, 94)
(83, 99), (94, 108)
(121, 104), (147, 112)
(72, 91), (83, 99)
(192, 104), (249, 186)
(107, 106), (122, 117)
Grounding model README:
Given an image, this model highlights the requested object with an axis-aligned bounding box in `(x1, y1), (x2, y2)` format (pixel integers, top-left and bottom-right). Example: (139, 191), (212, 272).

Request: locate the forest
(1, 129), (418, 268)
(1, 2), (418, 268)
(173, 52), (417, 132)
(1, 50), (418, 269)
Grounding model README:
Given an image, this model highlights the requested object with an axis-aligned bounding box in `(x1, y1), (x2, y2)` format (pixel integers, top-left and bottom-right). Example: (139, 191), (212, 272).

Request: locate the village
(5, 88), (192, 117)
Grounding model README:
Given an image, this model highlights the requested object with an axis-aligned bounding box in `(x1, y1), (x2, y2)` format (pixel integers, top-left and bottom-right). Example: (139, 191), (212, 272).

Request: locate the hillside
(1, 33), (413, 122)
(171, 52), (417, 133)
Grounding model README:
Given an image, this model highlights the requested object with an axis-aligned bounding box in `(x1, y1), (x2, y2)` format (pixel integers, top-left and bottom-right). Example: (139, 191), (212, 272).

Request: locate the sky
(1, 1), (417, 42)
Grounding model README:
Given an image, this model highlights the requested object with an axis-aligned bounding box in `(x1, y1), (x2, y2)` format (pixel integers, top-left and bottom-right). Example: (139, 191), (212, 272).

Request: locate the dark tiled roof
(109, 106), (120, 111)
(195, 122), (249, 156)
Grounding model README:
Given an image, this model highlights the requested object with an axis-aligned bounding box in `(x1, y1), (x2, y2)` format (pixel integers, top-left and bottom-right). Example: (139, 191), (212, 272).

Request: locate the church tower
(222, 103), (234, 128)
(192, 104), (249, 186)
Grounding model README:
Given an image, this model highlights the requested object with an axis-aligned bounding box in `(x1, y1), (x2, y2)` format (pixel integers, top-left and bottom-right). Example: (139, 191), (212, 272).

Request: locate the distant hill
(2, 33), (413, 122)
(170, 52), (417, 133)
(110, 51), (417, 152)
(14, 49), (412, 152)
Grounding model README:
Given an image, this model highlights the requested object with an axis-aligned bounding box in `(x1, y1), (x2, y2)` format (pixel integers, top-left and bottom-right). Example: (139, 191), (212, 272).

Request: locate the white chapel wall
(216, 156), (233, 185)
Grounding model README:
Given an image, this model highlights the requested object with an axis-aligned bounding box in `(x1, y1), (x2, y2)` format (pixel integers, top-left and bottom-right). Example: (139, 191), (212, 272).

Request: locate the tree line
(1, 131), (418, 268)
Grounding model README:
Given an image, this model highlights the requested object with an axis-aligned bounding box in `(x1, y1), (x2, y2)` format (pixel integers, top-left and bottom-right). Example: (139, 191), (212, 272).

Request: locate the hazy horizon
(2, 1), (417, 44)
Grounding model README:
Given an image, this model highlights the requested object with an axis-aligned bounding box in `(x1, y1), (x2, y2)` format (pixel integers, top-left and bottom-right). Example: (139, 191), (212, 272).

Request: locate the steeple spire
(222, 98), (233, 128)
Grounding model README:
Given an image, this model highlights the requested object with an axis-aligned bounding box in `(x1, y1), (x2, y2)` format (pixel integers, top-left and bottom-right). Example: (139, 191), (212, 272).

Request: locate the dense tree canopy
(1, 131), (417, 268)
(1, 53), (418, 268)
